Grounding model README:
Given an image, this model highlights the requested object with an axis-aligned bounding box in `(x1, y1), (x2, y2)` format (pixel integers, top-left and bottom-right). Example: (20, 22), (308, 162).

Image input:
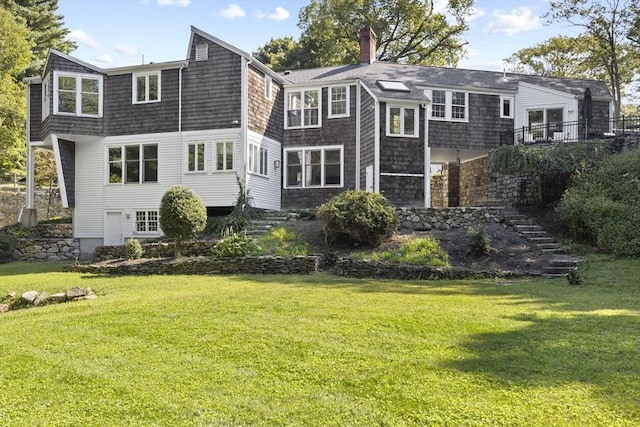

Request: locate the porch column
(20, 80), (37, 227)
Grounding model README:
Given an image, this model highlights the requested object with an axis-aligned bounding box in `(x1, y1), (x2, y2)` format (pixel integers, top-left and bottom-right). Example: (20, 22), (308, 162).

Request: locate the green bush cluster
(125, 237), (143, 260)
(353, 236), (449, 267)
(211, 234), (261, 258)
(557, 150), (640, 256)
(317, 190), (398, 247)
(257, 227), (310, 256)
(159, 185), (207, 257)
(467, 225), (491, 255)
(0, 233), (17, 262)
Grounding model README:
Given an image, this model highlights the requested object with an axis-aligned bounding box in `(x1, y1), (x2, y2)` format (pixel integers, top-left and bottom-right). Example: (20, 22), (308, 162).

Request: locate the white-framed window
(285, 88), (320, 128)
(187, 142), (205, 172)
(284, 146), (343, 188)
(426, 89), (468, 122)
(214, 141), (234, 171)
(135, 210), (159, 234)
(386, 104), (419, 137)
(264, 75), (272, 101)
(107, 144), (158, 184)
(133, 72), (160, 104)
(248, 143), (268, 176)
(53, 71), (103, 117)
(329, 86), (349, 118)
(500, 95), (514, 118)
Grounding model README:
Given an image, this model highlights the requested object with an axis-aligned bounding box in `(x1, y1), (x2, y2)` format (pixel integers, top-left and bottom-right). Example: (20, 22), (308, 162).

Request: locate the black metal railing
(500, 115), (640, 146)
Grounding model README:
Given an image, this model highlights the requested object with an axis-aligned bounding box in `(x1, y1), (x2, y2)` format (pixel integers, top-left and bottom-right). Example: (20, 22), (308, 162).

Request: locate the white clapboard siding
(515, 82), (578, 130)
(245, 130), (282, 211)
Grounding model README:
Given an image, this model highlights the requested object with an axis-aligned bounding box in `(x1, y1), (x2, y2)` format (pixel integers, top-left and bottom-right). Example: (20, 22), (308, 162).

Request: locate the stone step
(528, 237), (556, 244)
(537, 242), (562, 250)
(544, 266), (577, 275)
(513, 224), (543, 232)
(506, 218), (537, 226)
(550, 257), (582, 267)
(520, 230), (550, 238)
(542, 247), (565, 254)
(504, 214), (528, 221)
(541, 273), (569, 279)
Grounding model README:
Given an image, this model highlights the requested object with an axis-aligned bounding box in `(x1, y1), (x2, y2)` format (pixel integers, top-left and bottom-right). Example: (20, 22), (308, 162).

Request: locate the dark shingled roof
(281, 61), (612, 102)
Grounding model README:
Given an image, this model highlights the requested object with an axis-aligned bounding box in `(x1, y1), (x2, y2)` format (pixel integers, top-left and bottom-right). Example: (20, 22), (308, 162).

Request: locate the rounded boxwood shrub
(125, 237), (143, 260)
(317, 190), (398, 248)
(159, 185), (207, 257)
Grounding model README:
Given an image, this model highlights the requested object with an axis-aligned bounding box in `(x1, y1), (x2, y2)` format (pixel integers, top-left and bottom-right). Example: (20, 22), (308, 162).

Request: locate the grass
(352, 236), (449, 266)
(0, 256), (639, 426)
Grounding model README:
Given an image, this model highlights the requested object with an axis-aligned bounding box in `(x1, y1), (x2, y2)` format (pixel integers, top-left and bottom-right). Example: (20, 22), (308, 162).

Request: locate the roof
(281, 61), (613, 102)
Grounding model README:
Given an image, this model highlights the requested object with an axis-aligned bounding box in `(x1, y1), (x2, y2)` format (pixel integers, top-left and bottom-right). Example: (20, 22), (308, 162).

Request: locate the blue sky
(58, 0), (581, 71)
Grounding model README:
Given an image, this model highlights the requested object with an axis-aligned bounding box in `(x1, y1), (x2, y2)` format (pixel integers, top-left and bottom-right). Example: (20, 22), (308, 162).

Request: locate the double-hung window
(285, 146), (342, 188)
(187, 142), (205, 172)
(249, 143), (268, 176)
(329, 86), (349, 118)
(426, 89), (468, 122)
(286, 89), (320, 128)
(133, 72), (160, 103)
(53, 71), (103, 117)
(107, 144), (158, 184)
(215, 141), (234, 171)
(135, 210), (159, 233)
(387, 105), (419, 137)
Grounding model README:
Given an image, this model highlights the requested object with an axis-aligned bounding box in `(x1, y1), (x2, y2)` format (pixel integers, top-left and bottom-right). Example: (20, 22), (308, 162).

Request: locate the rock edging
(0, 287), (96, 314)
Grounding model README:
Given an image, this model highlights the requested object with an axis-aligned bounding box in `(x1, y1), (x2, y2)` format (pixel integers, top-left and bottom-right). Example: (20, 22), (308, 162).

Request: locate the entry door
(104, 211), (123, 246)
(365, 165), (374, 192)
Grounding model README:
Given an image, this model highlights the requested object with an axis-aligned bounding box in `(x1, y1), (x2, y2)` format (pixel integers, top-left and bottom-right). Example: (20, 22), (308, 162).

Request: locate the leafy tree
(545, 0), (639, 117)
(159, 186), (207, 257)
(255, 0), (474, 70)
(0, 8), (31, 176)
(34, 149), (58, 217)
(253, 37), (302, 72)
(1, 0), (76, 77)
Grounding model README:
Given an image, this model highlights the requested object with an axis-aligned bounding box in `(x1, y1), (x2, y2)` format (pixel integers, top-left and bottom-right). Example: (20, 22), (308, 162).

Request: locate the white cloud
(116, 44), (137, 55)
(220, 3), (246, 19)
(157, 0), (191, 6)
(267, 6), (290, 21)
(483, 7), (540, 36)
(468, 7), (487, 22)
(67, 29), (100, 48)
(95, 53), (113, 65)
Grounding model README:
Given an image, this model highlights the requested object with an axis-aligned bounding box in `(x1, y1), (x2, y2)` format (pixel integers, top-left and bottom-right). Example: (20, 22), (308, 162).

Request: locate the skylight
(377, 80), (410, 92)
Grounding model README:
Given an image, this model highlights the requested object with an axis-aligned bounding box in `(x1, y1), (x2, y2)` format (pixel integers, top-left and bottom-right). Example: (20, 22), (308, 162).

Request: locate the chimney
(358, 27), (377, 64)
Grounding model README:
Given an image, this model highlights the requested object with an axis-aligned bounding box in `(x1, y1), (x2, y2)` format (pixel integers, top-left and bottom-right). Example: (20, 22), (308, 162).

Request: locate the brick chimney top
(358, 27), (377, 64)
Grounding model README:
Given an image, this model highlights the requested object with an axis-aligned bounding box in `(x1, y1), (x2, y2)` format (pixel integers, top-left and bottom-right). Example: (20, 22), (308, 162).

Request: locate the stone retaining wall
(66, 256), (319, 275)
(14, 238), (80, 262)
(0, 189), (70, 228)
(95, 240), (218, 261)
(33, 223), (73, 239)
(396, 207), (503, 231)
(488, 173), (537, 207)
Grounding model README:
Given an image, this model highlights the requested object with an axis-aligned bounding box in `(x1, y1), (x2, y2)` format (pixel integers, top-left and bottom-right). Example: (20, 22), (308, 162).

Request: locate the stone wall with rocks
(0, 189), (71, 228)
(430, 173), (445, 207)
(460, 157), (490, 206)
(94, 240), (219, 261)
(396, 207), (503, 231)
(32, 223), (73, 239)
(14, 238), (80, 262)
(487, 173), (537, 207)
(66, 256), (319, 276)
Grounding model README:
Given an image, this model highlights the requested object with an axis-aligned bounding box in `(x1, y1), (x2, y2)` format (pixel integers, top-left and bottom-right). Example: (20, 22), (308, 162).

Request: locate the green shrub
(467, 225), (491, 255)
(0, 233), (17, 262)
(159, 185), (207, 257)
(353, 236), (449, 267)
(317, 190), (398, 248)
(211, 234), (261, 258)
(257, 227), (310, 256)
(125, 237), (143, 260)
(557, 150), (640, 256)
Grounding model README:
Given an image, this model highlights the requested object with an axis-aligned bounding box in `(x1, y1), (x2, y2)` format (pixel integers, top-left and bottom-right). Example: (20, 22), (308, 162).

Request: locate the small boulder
(66, 287), (88, 299)
(0, 303), (9, 313)
(21, 291), (39, 304)
(33, 291), (49, 307)
(50, 292), (67, 303)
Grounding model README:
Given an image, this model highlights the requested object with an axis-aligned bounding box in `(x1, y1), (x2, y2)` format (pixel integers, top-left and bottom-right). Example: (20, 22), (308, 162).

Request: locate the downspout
(24, 80), (35, 212)
(355, 83), (361, 189)
(178, 61), (187, 185)
(423, 103), (431, 208)
(374, 100), (380, 193)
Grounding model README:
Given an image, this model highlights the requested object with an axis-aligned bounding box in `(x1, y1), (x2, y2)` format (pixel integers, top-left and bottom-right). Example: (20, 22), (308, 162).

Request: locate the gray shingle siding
(282, 85), (357, 209)
(182, 34), (242, 132)
(29, 83), (42, 142)
(359, 88), (375, 189)
(105, 69), (180, 135)
(379, 103), (425, 174)
(58, 139), (76, 208)
(247, 65), (283, 141)
(429, 93), (513, 150)
(380, 175), (424, 207)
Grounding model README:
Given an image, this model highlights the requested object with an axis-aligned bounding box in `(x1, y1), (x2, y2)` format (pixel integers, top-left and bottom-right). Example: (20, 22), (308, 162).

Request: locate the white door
(365, 165), (374, 192)
(104, 211), (123, 246)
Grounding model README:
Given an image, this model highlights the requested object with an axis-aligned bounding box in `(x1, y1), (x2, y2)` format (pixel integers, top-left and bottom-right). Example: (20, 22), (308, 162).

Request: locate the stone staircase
(504, 208), (583, 278)
(245, 211), (293, 237)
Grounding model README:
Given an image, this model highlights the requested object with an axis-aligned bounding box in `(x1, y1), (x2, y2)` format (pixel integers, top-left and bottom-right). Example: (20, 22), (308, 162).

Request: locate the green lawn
(0, 257), (639, 426)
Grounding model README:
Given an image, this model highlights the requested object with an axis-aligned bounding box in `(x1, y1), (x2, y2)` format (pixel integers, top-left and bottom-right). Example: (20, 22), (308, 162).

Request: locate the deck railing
(500, 115), (640, 146)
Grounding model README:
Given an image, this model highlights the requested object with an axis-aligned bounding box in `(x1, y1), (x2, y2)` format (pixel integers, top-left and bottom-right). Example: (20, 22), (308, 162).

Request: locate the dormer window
(133, 72), (161, 104)
(53, 71), (103, 117)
